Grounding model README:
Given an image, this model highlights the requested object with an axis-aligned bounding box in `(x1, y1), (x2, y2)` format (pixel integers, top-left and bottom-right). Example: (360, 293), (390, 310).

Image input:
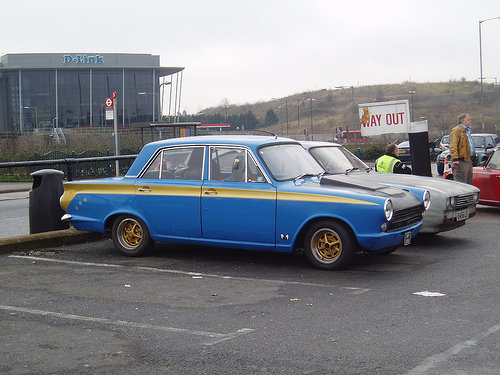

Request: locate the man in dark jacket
(375, 143), (412, 174)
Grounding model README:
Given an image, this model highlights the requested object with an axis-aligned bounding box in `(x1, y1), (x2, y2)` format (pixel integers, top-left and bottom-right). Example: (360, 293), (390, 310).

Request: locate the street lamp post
(138, 92), (158, 122)
(479, 16), (500, 130)
(297, 98), (301, 135)
(302, 98), (315, 140)
(278, 104), (283, 136)
(481, 77), (499, 130)
(284, 100), (289, 136)
(24, 106), (38, 130)
(336, 86), (355, 133)
(408, 90), (416, 121)
(272, 98), (289, 136)
(159, 81), (172, 122)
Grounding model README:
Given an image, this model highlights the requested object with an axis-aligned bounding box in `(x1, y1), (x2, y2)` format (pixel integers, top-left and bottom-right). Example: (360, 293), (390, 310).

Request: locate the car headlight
(447, 196), (456, 209)
(423, 190), (431, 211)
(384, 199), (394, 221)
(474, 192), (480, 203)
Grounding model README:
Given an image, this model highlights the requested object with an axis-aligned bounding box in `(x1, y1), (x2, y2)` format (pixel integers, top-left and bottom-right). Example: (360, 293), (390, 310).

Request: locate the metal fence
(32, 149), (137, 179)
(0, 153), (138, 181)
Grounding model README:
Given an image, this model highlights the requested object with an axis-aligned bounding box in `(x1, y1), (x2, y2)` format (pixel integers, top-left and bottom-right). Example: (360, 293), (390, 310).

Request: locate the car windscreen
(258, 143), (324, 181)
(473, 136), (486, 148)
(486, 150), (499, 169)
(309, 146), (369, 174)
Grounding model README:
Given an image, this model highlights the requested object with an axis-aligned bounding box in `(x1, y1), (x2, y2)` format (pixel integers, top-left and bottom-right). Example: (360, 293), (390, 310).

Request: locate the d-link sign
(63, 54), (104, 64)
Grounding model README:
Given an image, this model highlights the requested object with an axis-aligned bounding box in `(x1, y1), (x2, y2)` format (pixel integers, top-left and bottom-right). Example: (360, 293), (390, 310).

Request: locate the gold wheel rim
(312, 229), (342, 263)
(119, 219), (142, 249)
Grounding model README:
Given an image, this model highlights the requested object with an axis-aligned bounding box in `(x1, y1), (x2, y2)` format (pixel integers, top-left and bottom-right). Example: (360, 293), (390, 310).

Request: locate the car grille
(387, 206), (423, 231)
(455, 194), (475, 208)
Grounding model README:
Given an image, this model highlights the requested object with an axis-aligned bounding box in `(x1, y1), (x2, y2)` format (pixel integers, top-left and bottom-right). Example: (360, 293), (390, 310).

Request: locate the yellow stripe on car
(278, 191), (378, 205)
(61, 183), (378, 212)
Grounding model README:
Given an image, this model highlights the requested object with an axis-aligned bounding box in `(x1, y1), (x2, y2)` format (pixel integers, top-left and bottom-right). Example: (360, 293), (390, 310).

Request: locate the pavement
(0, 181), (103, 254)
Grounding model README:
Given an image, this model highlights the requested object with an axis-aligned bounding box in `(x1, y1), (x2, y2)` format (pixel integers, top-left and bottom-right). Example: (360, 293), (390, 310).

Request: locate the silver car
(302, 141), (480, 234)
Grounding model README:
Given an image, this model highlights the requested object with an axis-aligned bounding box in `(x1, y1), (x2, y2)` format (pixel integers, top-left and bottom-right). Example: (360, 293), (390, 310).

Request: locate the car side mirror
(480, 155), (489, 166)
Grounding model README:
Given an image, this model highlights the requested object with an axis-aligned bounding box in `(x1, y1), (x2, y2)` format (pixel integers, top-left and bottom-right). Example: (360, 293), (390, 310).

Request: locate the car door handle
(138, 187), (151, 192)
(204, 189), (218, 195)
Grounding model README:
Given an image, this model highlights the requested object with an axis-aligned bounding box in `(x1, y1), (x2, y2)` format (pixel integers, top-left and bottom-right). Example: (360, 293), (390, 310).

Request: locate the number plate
(455, 208), (469, 221)
(403, 231), (411, 246)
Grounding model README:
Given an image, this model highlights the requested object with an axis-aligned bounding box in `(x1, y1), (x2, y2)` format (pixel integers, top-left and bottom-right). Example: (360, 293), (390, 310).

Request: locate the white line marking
(0, 304), (253, 346)
(9, 255), (370, 294)
(405, 323), (500, 374)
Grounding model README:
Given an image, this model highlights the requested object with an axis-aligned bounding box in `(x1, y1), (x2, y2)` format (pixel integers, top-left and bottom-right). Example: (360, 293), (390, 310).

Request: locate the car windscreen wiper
(294, 172), (323, 181)
(345, 168), (360, 175)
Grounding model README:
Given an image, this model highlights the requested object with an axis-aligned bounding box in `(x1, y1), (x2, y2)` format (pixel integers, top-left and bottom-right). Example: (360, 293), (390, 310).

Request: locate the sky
(1, 0), (500, 114)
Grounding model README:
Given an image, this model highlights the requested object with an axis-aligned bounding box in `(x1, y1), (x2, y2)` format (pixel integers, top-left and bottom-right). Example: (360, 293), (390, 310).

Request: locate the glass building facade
(0, 53), (184, 133)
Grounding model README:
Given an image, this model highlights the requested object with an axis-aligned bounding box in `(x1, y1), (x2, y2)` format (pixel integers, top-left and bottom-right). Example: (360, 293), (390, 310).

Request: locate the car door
(135, 146), (204, 239)
(473, 150), (500, 203)
(201, 146), (277, 246)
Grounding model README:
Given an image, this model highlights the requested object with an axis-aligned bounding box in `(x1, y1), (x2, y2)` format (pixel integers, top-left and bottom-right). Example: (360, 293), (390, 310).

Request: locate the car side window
(142, 147), (204, 180)
(142, 153), (161, 179)
(210, 147), (265, 182)
(247, 156), (265, 182)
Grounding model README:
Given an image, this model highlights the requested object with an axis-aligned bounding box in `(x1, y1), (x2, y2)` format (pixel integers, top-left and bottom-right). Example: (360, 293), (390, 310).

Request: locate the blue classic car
(61, 136), (428, 270)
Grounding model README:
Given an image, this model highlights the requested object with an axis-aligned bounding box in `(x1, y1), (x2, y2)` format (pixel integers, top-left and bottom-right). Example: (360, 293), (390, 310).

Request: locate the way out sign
(358, 100), (410, 136)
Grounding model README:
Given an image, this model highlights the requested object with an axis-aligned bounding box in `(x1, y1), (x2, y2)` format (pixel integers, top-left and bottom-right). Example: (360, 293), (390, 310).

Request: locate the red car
(444, 147), (500, 207)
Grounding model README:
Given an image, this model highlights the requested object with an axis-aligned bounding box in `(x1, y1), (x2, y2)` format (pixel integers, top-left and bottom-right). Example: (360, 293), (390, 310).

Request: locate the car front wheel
(304, 221), (356, 270)
(112, 215), (154, 256)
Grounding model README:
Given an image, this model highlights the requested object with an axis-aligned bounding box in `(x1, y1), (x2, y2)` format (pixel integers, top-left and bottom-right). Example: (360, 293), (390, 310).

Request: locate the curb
(1, 188), (30, 194)
(0, 229), (104, 254)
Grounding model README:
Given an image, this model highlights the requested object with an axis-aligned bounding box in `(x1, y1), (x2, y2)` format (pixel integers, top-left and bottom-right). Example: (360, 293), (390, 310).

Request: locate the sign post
(112, 92), (119, 176)
(408, 120), (431, 177)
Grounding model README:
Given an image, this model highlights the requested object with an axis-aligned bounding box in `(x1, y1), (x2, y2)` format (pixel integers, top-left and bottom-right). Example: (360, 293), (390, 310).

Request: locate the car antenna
(247, 130), (278, 139)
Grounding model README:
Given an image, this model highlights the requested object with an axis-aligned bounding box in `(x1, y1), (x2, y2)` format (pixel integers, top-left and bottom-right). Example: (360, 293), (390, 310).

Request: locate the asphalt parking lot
(1, 205), (499, 374)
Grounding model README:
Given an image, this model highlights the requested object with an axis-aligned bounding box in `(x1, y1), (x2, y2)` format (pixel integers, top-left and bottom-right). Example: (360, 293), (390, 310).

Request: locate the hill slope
(200, 81), (499, 139)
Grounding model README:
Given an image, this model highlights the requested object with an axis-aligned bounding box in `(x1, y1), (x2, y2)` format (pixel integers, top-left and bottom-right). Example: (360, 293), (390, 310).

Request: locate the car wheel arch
(294, 216), (359, 253)
(104, 212), (150, 233)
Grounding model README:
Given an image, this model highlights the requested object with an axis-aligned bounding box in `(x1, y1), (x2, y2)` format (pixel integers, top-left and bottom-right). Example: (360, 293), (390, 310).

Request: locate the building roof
(0, 53), (184, 77)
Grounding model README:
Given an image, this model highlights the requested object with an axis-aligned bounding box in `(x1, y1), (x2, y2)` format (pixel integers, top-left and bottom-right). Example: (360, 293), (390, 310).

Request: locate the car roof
(300, 141), (342, 149)
(472, 133), (498, 137)
(126, 135), (300, 177)
(147, 134), (294, 147)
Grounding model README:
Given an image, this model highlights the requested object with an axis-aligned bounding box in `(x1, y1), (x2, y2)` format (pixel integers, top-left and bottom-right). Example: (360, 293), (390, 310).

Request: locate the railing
(34, 149), (137, 179)
(0, 154), (138, 181)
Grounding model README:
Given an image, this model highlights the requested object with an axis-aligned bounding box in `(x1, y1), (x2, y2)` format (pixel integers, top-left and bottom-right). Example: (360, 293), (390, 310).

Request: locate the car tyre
(112, 215), (154, 256)
(304, 221), (355, 270)
(437, 163), (444, 175)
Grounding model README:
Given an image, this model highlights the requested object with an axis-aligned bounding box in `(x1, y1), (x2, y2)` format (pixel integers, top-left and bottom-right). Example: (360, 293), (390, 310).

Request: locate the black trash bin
(29, 169), (70, 234)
